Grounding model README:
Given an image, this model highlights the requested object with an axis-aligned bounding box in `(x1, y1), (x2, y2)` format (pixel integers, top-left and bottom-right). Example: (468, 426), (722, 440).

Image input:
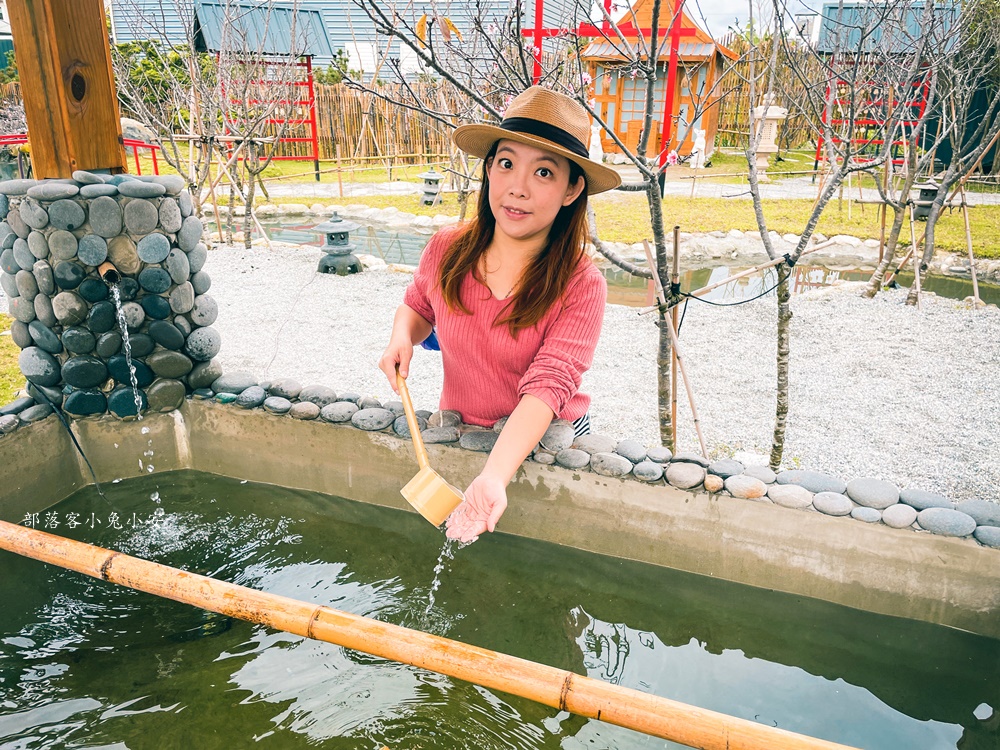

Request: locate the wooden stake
(960, 185), (981, 310)
(908, 204), (922, 310)
(670, 227), (681, 453)
(0, 520), (858, 750)
(336, 144), (344, 199)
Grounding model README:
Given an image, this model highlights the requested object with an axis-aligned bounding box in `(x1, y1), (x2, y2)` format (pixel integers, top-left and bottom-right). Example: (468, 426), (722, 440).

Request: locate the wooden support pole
(0, 520), (857, 750)
(6, 0), (125, 177)
(960, 185), (981, 310)
(670, 227), (681, 453)
(908, 204), (922, 310)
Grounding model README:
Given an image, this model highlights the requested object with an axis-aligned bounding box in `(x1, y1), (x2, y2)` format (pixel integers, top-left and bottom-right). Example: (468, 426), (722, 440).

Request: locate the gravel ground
(3, 241), (997, 502)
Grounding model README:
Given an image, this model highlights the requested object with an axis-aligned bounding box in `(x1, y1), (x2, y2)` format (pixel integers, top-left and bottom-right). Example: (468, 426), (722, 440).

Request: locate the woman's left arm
(445, 394), (553, 543)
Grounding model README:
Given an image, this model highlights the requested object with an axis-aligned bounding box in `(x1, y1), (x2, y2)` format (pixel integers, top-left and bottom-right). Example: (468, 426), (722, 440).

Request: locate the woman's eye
(537, 168), (552, 177)
(498, 158), (513, 169)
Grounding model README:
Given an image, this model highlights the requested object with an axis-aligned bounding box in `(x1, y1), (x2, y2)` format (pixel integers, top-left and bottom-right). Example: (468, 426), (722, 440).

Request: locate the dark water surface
(1, 471), (997, 749)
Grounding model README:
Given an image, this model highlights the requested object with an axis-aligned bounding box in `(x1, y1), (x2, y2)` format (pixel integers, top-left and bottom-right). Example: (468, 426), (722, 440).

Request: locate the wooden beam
(6, 0), (125, 178)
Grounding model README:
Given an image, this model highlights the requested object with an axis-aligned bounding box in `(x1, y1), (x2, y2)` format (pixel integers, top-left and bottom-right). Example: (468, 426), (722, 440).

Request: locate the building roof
(816, 1), (960, 55)
(193, 2), (333, 57)
(582, 40), (720, 62)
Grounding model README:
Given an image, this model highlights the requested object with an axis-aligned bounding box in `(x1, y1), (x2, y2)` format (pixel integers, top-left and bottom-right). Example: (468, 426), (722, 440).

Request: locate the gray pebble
(118, 181), (166, 198)
(540, 421), (575, 452)
(428, 410), (461, 428)
(954, 500), (1000, 527)
(184, 326), (221, 361)
(267, 379), (302, 399)
(851, 506), (882, 523)
(178, 189), (193, 217)
(882, 503), (918, 529)
(137, 233), (170, 263)
(358, 396), (383, 410)
(63, 389), (108, 417)
(298, 385), (338, 407)
(15, 270), (38, 300)
(775, 470), (846, 495)
(384, 400), (405, 417)
(187, 242), (208, 273)
(73, 170), (105, 185)
(708, 459), (744, 479)
(165, 248), (190, 285)
(12, 238), (35, 269)
(846, 477), (900, 510)
(1, 247), (21, 274)
(666, 462), (705, 489)
(33, 293), (57, 327)
(534, 452), (556, 465)
(615, 439), (647, 464)
(80, 184), (119, 199)
(9, 296), (35, 323)
(492, 415), (508, 432)
(211, 372), (258, 395)
(27, 320), (61, 353)
(18, 346), (61, 387)
(460, 429), (500, 452)
(351, 407), (395, 431)
(48, 230), (78, 261)
(671, 452), (710, 468)
(393, 414), (427, 438)
(19, 404), (54, 423)
(289, 402), (321, 420)
(169, 281), (196, 314)
(7, 207), (30, 238)
(146, 378), (186, 412)
(0, 179), (37, 196)
(188, 359), (224, 390)
(10, 320), (32, 348)
(27, 182), (79, 200)
(147, 350), (194, 378)
(32, 260), (54, 295)
(62, 326), (96, 354)
(812, 491), (853, 516)
(591, 452), (634, 477)
(120, 301), (145, 331)
(19, 198), (49, 230)
(158, 198), (183, 233)
(191, 270), (212, 295)
(27, 231), (48, 260)
(236, 385), (267, 409)
(138, 267), (172, 294)
(90, 196), (124, 237)
(767, 484), (814, 509)
(632, 460), (664, 482)
(572, 433), (617, 454)
(421, 426), (459, 443)
(48, 199), (86, 231)
(0, 414), (19, 435)
(899, 488), (954, 510)
(973, 526), (1000, 549)
(263, 396), (292, 415)
(555, 448), (591, 470)
(95, 331), (123, 359)
(320, 401), (358, 422)
(178, 216), (203, 251)
(124, 199), (159, 235)
(78, 235), (109, 266)
(725, 474), (768, 499)
(743, 465), (777, 484)
(51, 291), (88, 325)
(917, 508), (977, 537)
(0, 271), (17, 298)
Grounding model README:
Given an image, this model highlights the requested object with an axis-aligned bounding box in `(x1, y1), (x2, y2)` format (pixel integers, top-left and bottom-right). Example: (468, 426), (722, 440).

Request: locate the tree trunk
(244, 167), (256, 250)
(862, 207), (906, 298)
(769, 267), (792, 471)
(645, 180), (673, 448)
(226, 182), (235, 246)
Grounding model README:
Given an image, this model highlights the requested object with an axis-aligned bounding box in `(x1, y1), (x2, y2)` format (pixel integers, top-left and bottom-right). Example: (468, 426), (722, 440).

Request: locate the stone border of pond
(1, 399), (997, 639)
(2, 370), (996, 551)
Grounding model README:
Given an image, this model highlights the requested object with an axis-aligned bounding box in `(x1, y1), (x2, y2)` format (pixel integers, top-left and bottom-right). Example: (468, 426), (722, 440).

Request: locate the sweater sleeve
(403, 228), (452, 325)
(516, 264), (607, 416)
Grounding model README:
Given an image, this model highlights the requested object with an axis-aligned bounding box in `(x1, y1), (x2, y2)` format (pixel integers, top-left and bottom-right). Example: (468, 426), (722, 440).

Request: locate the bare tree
(743, 0), (951, 468)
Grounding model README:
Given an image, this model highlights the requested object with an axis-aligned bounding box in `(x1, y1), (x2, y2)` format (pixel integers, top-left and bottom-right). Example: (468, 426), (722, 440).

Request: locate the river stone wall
(0, 174), (220, 420)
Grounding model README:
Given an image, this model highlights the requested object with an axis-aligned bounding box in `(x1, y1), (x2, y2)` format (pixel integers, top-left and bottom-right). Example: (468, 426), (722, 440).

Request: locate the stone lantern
(911, 179), (939, 220)
(313, 213), (362, 275)
(751, 95), (788, 175)
(418, 168), (443, 206)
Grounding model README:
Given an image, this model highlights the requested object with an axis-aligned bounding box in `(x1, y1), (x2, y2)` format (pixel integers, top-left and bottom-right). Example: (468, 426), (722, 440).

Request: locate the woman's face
(486, 139), (585, 249)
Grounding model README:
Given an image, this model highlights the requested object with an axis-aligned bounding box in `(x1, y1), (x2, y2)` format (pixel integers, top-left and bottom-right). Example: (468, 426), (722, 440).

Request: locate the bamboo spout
(97, 260), (121, 285)
(0, 520), (859, 750)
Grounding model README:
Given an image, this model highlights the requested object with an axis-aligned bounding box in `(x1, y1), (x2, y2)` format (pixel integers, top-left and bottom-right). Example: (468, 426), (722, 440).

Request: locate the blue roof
(193, 2), (333, 57)
(816, 2), (960, 55)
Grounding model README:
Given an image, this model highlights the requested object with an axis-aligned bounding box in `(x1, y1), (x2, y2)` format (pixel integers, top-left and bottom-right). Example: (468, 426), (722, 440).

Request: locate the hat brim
(453, 124), (622, 196)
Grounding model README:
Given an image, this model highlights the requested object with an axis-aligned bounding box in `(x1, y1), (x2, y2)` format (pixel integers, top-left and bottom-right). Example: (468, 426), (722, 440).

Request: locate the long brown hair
(439, 144), (591, 336)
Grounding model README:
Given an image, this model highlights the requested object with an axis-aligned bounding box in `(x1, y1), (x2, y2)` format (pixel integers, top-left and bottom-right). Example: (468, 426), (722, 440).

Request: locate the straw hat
(453, 87), (622, 195)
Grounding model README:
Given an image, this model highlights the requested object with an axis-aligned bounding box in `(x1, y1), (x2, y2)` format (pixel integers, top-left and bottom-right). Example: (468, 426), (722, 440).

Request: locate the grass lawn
(0, 314), (25, 406)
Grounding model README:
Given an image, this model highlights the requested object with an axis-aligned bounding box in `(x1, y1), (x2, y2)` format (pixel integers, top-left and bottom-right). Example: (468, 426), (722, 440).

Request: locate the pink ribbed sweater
(403, 228), (607, 427)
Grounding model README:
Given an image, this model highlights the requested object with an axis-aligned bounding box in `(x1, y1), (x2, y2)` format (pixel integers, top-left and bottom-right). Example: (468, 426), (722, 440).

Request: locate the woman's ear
(562, 175), (586, 206)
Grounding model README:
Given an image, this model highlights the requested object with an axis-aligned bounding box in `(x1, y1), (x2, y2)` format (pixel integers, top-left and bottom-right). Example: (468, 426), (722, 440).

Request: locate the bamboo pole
(0, 520), (857, 750)
(336, 144), (344, 199)
(908, 204), (922, 310)
(670, 228), (681, 452)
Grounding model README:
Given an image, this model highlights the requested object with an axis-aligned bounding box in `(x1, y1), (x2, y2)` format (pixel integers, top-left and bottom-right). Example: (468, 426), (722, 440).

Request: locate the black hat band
(500, 117), (590, 160)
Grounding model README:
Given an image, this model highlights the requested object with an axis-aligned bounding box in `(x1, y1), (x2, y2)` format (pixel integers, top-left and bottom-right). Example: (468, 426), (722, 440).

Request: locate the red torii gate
(522, 0), (698, 168)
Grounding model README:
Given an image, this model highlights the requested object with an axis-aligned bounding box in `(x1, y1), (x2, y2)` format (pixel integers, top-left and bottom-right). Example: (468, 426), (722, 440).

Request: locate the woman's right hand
(379, 337), (413, 394)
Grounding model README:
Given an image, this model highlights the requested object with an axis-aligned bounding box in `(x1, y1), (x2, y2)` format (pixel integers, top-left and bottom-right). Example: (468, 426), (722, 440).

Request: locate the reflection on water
(2, 472), (996, 749)
(264, 219), (999, 308)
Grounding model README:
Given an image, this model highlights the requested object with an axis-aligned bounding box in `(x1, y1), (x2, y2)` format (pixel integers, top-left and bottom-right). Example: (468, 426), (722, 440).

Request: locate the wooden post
(960, 185), (981, 310)
(6, 0), (126, 178)
(670, 226), (681, 453)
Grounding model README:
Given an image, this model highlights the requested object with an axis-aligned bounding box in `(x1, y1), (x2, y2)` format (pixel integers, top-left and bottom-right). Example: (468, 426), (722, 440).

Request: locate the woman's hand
(445, 474), (508, 543)
(379, 337), (413, 394)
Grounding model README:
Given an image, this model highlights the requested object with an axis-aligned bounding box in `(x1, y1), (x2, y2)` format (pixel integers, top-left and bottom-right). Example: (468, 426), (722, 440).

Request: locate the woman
(379, 86), (621, 542)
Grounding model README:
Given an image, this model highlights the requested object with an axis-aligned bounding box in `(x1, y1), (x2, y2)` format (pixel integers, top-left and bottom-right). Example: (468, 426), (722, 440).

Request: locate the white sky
(588, 0), (819, 39)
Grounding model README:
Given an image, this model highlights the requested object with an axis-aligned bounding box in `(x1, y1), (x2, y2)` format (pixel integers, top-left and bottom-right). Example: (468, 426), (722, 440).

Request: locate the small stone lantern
(313, 213), (363, 275)
(418, 168), (443, 206)
(912, 179), (939, 220)
(751, 95), (788, 175)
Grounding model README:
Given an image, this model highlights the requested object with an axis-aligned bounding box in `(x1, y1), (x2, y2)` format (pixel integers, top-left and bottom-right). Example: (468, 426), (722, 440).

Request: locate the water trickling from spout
(109, 284), (143, 420)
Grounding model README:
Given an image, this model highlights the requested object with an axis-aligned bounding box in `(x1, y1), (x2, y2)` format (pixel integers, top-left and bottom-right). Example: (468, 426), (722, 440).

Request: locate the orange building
(580, 1), (735, 158)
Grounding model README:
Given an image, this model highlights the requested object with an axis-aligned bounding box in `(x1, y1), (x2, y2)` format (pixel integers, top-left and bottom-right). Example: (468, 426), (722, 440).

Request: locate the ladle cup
(396, 367), (464, 527)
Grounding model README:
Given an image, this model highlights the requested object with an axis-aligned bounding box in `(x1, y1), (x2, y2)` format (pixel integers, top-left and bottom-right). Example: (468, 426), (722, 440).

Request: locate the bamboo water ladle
(395, 366), (464, 526)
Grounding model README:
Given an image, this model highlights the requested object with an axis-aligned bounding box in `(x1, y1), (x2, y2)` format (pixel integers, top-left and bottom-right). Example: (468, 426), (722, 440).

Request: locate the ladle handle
(395, 366), (431, 471)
